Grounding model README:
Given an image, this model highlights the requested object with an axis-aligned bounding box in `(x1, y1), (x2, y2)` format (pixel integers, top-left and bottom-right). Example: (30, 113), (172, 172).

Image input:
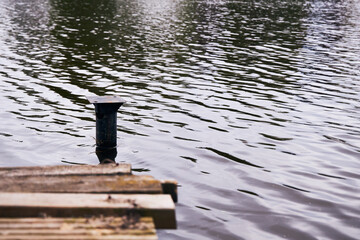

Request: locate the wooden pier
(0, 164), (177, 240)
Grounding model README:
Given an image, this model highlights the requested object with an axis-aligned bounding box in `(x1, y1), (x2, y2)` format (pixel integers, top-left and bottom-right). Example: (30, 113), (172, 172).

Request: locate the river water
(0, 0), (359, 239)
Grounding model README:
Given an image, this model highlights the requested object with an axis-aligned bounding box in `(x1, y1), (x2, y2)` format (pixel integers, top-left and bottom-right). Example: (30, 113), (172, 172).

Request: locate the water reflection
(1, 0), (360, 239)
(96, 147), (117, 164)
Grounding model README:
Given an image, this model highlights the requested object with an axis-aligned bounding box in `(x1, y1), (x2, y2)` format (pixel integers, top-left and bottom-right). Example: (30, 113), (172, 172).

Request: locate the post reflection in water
(96, 147), (117, 164)
(0, 0), (360, 239)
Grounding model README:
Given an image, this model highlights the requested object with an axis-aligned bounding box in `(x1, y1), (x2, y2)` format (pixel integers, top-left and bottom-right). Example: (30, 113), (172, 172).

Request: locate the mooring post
(87, 96), (125, 163)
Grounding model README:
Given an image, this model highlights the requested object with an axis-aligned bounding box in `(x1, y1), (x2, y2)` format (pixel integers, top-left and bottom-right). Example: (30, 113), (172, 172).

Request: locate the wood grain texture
(0, 175), (162, 194)
(0, 217), (157, 240)
(0, 164), (131, 177)
(0, 193), (176, 229)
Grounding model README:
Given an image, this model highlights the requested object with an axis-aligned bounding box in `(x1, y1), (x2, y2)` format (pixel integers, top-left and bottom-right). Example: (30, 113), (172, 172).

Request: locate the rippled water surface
(1, 0), (360, 239)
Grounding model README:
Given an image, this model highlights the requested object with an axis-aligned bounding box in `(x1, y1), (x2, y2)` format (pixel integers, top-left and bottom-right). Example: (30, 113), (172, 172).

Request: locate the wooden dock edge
(0, 192), (176, 229)
(161, 179), (178, 203)
(0, 217), (158, 240)
(0, 164), (178, 239)
(0, 163), (132, 177)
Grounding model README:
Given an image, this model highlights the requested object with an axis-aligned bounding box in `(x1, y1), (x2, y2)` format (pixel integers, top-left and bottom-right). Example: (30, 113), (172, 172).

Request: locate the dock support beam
(87, 96), (125, 163)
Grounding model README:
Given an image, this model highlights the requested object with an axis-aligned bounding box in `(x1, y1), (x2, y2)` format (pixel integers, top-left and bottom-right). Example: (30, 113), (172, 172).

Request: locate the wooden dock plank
(0, 164), (178, 202)
(0, 175), (162, 194)
(0, 164), (131, 177)
(0, 193), (176, 229)
(0, 236), (157, 240)
(0, 217), (157, 240)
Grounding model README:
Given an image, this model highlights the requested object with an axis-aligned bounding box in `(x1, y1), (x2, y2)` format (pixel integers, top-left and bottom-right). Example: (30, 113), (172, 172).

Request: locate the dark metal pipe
(87, 96), (125, 150)
(96, 147), (117, 164)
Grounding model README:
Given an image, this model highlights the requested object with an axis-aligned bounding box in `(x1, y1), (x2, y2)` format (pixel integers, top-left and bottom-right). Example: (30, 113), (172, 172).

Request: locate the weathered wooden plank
(0, 217), (150, 229)
(0, 217), (157, 240)
(0, 235), (157, 240)
(0, 237), (156, 240)
(0, 234), (158, 240)
(0, 165), (178, 201)
(0, 236), (157, 240)
(0, 175), (162, 194)
(0, 163), (131, 177)
(0, 237), (155, 240)
(0, 193), (176, 229)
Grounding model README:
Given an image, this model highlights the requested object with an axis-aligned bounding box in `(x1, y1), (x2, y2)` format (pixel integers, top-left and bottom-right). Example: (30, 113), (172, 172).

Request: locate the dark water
(1, 0), (360, 239)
